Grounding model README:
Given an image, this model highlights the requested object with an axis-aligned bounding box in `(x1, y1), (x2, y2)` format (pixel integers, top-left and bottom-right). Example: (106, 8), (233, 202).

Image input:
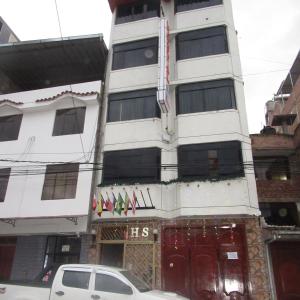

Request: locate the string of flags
(92, 191), (139, 217)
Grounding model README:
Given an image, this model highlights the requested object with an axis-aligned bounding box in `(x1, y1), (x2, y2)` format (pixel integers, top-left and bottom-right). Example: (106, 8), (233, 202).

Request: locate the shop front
(92, 217), (270, 300)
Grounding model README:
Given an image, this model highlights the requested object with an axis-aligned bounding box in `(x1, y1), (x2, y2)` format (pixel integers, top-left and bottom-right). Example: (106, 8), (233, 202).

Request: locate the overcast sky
(1, 0), (300, 133)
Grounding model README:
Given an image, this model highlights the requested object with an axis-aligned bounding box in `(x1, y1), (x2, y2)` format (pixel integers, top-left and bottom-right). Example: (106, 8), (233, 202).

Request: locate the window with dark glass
(95, 274), (133, 295)
(254, 156), (290, 181)
(43, 236), (81, 270)
(112, 38), (158, 70)
(175, 0), (223, 13)
(41, 163), (79, 200)
(116, 0), (160, 24)
(102, 148), (161, 184)
(260, 202), (299, 226)
(178, 141), (244, 179)
(107, 89), (160, 122)
(62, 270), (90, 289)
(0, 168), (10, 202)
(0, 114), (22, 142)
(53, 107), (86, 136)
(176, 26), (228, 60)
(177, 79), (236, 114)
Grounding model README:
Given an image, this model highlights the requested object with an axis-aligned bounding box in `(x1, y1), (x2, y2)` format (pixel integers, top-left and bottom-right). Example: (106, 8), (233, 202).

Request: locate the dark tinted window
(62, 271), (90, 289)
(177, 79), (236, 114)
(175, 0), (223, 12)
(95, 274), (133, 295)
(0, 114), (22, 142)
(43, 236), (81, 270)
(116, 0), (160, 24)
(102, 148), (161, 184)
(108, 89), (160, 122)
(0, 168), (10, 202)
(260, 202), (299, 226)
(178, 141), (244, 179)
(254, 157), (290, 180)
(41, 163), (79, 200)
(112, 38), (158, 70)
(176, 26), (228, 60)
(53, 107), (86, 136)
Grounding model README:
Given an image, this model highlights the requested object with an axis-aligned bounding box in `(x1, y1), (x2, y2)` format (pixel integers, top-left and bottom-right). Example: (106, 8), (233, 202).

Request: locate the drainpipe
(86, 38), (108, 236)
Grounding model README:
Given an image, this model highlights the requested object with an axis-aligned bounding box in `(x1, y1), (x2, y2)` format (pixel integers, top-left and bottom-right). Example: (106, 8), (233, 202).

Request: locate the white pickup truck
(0, 264), (188, 300)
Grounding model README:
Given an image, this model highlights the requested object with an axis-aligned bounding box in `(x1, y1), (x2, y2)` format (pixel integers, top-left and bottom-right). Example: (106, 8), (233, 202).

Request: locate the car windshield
(120, 271), (151, 293)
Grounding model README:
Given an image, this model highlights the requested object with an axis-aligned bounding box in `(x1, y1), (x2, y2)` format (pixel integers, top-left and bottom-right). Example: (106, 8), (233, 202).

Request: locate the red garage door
(162, 225), (249, 300)
(270, 242), (300, 300)
(0, 244), (16, 280)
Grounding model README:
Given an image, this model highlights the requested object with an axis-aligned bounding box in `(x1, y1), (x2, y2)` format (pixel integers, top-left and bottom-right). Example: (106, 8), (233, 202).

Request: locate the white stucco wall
(0, 82), (101, 234)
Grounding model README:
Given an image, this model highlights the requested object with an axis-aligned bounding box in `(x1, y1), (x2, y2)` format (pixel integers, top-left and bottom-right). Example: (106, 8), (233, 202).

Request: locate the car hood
(143, 290), (189, 300)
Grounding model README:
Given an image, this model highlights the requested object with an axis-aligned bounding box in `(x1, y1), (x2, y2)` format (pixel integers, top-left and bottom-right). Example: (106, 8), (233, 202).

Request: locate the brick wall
(10, 235), (47, 280)
(251, 133), (294, 150)
(256, 179), (300, 202)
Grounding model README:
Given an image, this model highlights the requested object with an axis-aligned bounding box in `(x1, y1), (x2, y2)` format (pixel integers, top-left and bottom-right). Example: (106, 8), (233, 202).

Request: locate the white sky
(1, 0), (300, 133)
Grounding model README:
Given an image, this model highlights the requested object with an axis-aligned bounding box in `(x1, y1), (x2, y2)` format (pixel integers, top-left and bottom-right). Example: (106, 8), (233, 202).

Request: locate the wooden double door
(270, 241), (300, 300)
(162, 225), (249, 300)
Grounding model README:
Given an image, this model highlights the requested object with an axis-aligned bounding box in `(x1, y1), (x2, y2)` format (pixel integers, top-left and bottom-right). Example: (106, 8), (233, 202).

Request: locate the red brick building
(251, 50), (300, 300)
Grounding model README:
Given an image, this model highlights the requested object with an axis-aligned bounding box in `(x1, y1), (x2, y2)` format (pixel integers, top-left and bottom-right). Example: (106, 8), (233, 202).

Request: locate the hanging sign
(157, 18), (171, 113)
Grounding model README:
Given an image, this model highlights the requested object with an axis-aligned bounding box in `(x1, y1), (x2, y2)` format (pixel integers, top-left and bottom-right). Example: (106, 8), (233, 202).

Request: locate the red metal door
(0, 245), (16, 280)
(162, 226), (249, 300)
(270, 242), (300, 300)
(163, 228), (190, 298)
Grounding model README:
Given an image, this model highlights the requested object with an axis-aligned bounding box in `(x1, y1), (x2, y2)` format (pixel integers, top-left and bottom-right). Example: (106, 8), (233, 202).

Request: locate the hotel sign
(157, 18), (171, 113)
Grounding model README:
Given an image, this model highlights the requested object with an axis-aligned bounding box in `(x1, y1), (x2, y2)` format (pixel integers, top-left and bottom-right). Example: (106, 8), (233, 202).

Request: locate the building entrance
(270, 241), (300, 300)
(162, 225), (249, 300)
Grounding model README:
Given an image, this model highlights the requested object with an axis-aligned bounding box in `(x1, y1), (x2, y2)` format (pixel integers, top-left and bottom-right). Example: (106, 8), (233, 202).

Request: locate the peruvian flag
(105, 192), (114, 213)
(92, 194), (97, 211)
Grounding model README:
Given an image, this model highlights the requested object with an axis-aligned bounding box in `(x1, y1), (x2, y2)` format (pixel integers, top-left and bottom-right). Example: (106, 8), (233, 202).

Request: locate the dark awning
(277, 51), (300, 95)
(0, 34), (108, 94)
(271, 114), (297, 126)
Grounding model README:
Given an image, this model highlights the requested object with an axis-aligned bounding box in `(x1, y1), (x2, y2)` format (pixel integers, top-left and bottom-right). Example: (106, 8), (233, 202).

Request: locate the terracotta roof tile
(35, 91), (99, 103)
(0, 99), (24, 105)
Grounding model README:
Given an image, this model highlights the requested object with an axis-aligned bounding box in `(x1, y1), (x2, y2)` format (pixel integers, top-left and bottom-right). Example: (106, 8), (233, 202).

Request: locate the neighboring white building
(0, 35), (107, 281)
(90, 1), (267, 299)
(0, 85), (100, 235)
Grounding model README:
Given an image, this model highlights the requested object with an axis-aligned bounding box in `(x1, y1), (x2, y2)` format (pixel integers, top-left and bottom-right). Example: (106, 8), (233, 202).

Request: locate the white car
(0, 264), (189, 300)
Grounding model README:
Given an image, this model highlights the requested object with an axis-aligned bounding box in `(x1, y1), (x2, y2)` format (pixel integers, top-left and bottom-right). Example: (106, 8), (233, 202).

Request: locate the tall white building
(91, 1), (269, 300)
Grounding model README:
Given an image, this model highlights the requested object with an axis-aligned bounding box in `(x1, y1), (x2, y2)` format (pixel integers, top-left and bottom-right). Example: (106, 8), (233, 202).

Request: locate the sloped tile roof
(0, 99), (23, 105)
(35, 91), (99, 103)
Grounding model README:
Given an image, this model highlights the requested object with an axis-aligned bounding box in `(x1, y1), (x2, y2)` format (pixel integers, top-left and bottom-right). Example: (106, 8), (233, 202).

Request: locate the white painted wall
(0, 82), (101, 234)
(112, 17), (159, 43)
(97, 0), (259, 220)
(174, 4), (226, 31)
(93, 178), (259, 222)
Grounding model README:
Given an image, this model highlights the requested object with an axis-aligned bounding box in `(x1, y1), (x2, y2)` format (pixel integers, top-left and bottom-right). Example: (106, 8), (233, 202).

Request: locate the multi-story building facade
(0, 35), (107, 281)
(252, 50), (300, 300)
(0, 17), (19, 44)
(90, 1), (270, 299)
